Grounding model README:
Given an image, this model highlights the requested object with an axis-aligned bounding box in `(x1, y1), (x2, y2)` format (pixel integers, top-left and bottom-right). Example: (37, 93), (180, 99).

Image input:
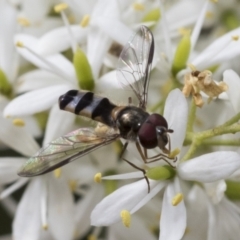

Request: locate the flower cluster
(1, 0), (240, 240)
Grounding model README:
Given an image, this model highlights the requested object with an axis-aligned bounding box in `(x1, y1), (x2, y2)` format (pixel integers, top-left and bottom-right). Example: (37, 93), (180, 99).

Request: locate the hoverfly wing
(116, 25), (154, 110)
(18, 128), (119, 177)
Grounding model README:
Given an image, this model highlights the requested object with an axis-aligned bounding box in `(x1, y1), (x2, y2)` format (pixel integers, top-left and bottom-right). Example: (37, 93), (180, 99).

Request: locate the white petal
(0, 0), (17, 82)
(48, 177), (75, 240)
(190, 0), (209, 51)
(91, 179), (158, 226)
(184, 185), (208, 240)
(204, 180), (226, 204)
(0, 178), (28, 199)
(16, 70), (66, 93)
(87, 28), (111, 79)
(164, 89), (188, 151)
(130, 181), (166, 213)
(14, 34), (76, 82)
(75, 185), (104, 238)
(22, 0), (50, 22)
(0, 157), (25, 184)
(4, 84), (71, 117)
(178, 151), (240, 182)
(96, 70), (119, 89)
(192, 27), (240, 69)
(94, 18), (133, 46)
(160, 177), (186, 240)
(0, 115), (40, 156)
(43, 103), (75, 145)
(37, 25), (88, 55)
(223, 69), (240, 113)
(13, 179), (42, 240)
(110, 217), (156, 240)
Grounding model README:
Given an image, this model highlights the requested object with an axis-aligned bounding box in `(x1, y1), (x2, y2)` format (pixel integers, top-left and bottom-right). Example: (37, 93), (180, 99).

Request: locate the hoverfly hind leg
(120, 141), (150, 193)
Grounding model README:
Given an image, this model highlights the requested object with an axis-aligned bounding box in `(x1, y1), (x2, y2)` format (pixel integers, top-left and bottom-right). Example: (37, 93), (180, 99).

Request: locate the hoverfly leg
(120, 142), (150, 193)
(136, 142), (147, 163)
(145, 157), (176, 168)
(136, 141), (176, 168)
(122, 157), (150, 193)
(119, 141), (129, 159)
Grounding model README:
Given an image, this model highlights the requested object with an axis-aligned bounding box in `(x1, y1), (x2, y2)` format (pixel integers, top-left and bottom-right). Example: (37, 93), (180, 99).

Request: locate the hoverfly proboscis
(18, 26), (175, 192)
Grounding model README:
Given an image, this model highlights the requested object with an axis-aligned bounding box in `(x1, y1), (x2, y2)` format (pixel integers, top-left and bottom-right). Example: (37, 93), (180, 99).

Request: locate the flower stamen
(53, 168), (62, 178)
(54, 3), (68, 13)
(12, 118), (25, 127)
(94, 173), (102, 183)
(120, 210), (131, 228)
(172, 193), (184, 206)
(17, 17), (30, 27)
(133, 3), (144, 11)
(80, 15), (90, 27)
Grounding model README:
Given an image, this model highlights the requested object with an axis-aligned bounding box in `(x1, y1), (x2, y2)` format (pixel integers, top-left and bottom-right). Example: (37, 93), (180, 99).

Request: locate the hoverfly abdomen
(59, 90), (117, 127)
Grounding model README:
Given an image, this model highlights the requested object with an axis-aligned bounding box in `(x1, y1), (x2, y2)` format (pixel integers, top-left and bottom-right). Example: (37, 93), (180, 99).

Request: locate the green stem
(197, 124), (240, 139)
(221, 112), (240, 127)
(181, 139), (199, 161)
(202, 138), (240, 146)
(187, 97), (197, 132)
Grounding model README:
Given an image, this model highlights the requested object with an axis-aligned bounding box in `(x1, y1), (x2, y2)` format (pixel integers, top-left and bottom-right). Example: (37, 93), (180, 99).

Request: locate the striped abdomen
(59, 90), (117, 127)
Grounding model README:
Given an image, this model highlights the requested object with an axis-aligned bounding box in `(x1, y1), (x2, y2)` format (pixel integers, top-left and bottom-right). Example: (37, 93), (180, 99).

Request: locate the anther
(54, 3), (68, 13)
(53, 168), (62, 178)
(120, 210), (131, 227)
(12, 118), (25, 127)
(80, 15), (90, 27)
(133, 3), (144, 11)
(94, 173), (102, 183)
(172, 193), (184, 206)
(17, 17), (30, 27)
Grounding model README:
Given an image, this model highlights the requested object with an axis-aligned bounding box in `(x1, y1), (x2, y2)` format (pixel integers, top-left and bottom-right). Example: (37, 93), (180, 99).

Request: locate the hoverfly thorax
(114, 106), (149, 140)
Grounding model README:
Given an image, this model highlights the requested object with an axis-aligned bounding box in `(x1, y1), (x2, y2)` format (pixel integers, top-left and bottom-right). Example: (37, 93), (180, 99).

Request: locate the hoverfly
(18, 26), (174, 192)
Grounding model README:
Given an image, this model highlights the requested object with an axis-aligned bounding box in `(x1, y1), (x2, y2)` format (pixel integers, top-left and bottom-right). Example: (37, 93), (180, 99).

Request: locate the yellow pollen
(68, 180), (78, 192)
(232, 35), (239, 41)
(42, 224), (48, 230)
(205, 11), (213, 19)
(120, 210), (131, 228)
(12, 118), (25, 127)
(17, 17), (30, 27)
(94, 172), (102, 183)
(168, 148), (180, 159)
(172, 193), (184, 206)
(133, 3), (145, 11)
(53, 168), (62, 178)
(178, 27), (191, 36)
(16, 41), (24, 48)
(210, 0), (218, 3)
(54, 3), (68, 13)
(80, 15), (90, 27)
(87, 234), (97, 240)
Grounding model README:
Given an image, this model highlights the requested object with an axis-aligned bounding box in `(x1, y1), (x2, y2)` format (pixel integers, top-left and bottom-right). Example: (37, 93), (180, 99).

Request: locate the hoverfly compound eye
(138, 122), (158, 149)
(146, 114), (168, 129)
(138, 114), (170, 149)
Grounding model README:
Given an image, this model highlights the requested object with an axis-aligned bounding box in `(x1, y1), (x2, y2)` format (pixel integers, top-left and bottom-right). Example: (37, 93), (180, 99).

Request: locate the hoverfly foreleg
(136, 142), (176, 168)
(136, 142), (147, 163)
(120, 142), (150, 193)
